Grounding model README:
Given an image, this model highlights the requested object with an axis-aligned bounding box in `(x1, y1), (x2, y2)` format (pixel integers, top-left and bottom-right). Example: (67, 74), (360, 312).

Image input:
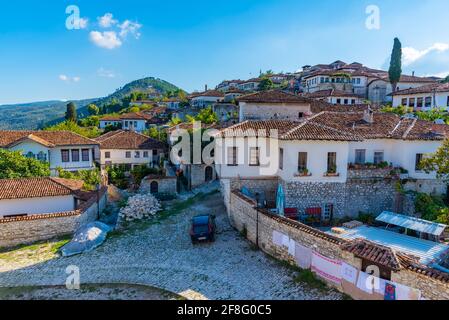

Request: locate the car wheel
(209, 234), (215, 242)
(191, 237), (197, 244)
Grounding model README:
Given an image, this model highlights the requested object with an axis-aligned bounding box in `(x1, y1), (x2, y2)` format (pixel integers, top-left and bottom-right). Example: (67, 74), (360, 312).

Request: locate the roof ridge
(402, 118), (418, 139)
(49, 177), (80, 193)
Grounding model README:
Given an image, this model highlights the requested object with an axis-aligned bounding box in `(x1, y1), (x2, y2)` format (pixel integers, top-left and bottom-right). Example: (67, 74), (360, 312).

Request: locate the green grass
(0, 236), (71, 263)
(292, 269), (327, 291)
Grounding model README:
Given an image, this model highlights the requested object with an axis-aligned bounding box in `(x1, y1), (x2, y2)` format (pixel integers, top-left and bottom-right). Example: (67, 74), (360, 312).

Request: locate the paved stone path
(0, 192), (343, 300)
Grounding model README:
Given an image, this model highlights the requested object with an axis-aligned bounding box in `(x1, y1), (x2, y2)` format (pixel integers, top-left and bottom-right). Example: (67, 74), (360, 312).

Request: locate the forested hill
(0, 77), (185, 130)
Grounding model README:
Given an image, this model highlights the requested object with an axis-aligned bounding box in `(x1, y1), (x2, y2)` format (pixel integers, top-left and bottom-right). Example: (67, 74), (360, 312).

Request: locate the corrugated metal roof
(328, 225), (449, 265)
(376, 211), (447, 236)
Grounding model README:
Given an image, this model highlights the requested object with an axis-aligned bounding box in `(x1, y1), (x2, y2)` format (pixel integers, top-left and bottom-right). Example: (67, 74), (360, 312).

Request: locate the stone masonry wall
(190, 164), (216, 189)
(0, 190), (107, 248)
(228, 191), (449, 300)
(140, 176), (177, 194)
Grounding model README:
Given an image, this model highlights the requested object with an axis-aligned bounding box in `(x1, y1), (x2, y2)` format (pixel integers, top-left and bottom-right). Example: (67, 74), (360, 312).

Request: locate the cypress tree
(389, 38), (402, 93)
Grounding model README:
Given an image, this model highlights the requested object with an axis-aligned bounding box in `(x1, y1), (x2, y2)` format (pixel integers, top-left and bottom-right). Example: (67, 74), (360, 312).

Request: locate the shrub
(57, 168), (101, 191)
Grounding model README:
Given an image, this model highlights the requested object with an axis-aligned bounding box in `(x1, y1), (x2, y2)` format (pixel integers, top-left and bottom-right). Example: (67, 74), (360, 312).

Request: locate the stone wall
(347, 168), (392, 179)
(140, 176), (177, 194)
(404, 179), (447, 196)
(228, 190), (449, 300)
(190, 164), (217, 189)
(0, 189), (107, 248)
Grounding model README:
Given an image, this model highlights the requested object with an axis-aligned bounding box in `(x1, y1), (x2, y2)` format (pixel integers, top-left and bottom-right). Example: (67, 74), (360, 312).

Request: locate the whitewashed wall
(0, 195), (75, 217)
(99, 149), (154, 167)
(239, 102), (310, 121)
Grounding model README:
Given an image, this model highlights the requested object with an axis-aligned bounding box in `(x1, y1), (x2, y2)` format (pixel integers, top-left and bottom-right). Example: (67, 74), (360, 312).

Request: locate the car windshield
(193, 224), (209, 234)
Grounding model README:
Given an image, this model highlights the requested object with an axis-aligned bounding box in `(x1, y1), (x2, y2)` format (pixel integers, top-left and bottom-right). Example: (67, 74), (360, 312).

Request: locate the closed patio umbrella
(276, 184), (285, 216)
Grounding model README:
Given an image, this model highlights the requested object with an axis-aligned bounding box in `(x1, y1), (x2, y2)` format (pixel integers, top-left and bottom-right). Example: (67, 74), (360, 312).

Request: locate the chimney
(412, 71), (415, 77)
(363, 106), (374, 124)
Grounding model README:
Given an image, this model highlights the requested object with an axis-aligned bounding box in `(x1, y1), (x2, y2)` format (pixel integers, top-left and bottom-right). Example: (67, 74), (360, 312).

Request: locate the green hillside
(0, 77), (184, 130)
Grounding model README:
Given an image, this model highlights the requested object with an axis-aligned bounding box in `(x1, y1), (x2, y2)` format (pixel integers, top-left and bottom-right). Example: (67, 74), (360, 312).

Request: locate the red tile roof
(341, 239), (401, 271)
(391, 82), (449, 96)
(189, 90), (225, 99)
(94, 130), (167, 150)
(219, 111), (449, 141)
(0, 131), (99, 148)
(0, 177), (77, 200)
(237, 90), (311, 104)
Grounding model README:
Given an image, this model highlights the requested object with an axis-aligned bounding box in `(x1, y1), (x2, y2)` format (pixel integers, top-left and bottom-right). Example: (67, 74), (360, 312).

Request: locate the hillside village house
(0, 177), (81, 218)
(303, 89), (365, 105)
(391, 82), (449, 110)
(0, 131), (98, 176)
(99, 112), (154, 133)
(237, 90), (316, 121)
(216, 80), (244, 92)
(189, 90), (225, 108)
(94, 130), (167, 171)
(215, 109), (449, 219)
(301, 61), (437, 104)
(238, 78), (262, 92)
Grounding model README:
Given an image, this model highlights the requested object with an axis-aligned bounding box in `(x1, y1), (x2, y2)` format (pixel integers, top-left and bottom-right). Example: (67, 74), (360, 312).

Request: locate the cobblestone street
(0, 192), (342, 300)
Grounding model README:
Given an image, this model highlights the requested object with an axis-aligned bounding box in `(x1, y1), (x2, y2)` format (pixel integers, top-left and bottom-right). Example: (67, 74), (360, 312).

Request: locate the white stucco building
(303, 89), (365, 105)
(189, 90), (225, 108)
(99, 112), (154, 133)
(0, 131), (99, 176)
(95, 130), (167, 171)
(214, 109), (449, 218)
(391, 82), (449, 110)
(0, 177), (82, 218)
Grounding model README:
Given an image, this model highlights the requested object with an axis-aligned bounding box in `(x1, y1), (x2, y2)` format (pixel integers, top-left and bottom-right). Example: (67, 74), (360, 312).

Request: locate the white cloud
(89, 31), (122, 49)
(402, 42), (449, 66)
(59, 75), (81, 83)
(78, 18), (89, 29)
(118, 20), (142, 39)
(97, 67), (116, 78)
(98, 13), (118, 28)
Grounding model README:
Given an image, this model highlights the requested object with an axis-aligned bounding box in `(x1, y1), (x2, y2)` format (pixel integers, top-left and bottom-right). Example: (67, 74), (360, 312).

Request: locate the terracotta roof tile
(391, 82), (449, 96)
(94, 130), (167, 150)
(0, 130), (98, 147)
(0, 177), (75, 200)
(341, 239), (401, 271)
(237, 90), (311, 104)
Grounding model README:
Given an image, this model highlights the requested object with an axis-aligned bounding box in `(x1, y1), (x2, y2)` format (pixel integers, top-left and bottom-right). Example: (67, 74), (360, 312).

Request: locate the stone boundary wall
(229, 190), (449, 300)
(0, 188), (108, 248)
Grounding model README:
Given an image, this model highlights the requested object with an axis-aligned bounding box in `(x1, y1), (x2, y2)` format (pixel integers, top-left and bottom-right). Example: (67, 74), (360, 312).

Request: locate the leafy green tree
(168, 116), (183, 126)
(57, 168), (101, 191)
(45, 120), (101, 138)
(195, 106), (218, 124)
(65, 102), (77, 122)
(144, 127), (167, 142)
(258, 78), (274, 91)
(79, 116), (100, 127)
(388, 38), (402, 93)
(442, 75), (449, 84)
(420, 139), (449, 183)
(87, 104), (100, 115)
(0, 150), (50, 179)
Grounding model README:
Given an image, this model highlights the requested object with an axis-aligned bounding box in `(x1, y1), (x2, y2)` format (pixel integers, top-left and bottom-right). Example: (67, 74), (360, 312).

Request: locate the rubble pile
(119, 193), (162, 222)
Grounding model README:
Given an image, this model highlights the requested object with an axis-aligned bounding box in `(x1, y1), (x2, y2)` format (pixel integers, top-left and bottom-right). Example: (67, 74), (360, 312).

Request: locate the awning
(376, 211), (448, 236)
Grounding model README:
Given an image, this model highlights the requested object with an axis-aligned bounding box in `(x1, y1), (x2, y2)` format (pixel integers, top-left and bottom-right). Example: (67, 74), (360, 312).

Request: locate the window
(153, 149), (158, 156)
(279, 148), (284, 170)
(401, 98), (408, 106)
(409, 98), (415, 108)
(344, 99), (348, 105)
(320, 77), (324, 83)
(351, 99), (355, 105)
(71, 149), (80, 162)
(82, 149), (90, 162)
(417, 97), (423, 109)
(298, 112), (304, 119)
(61, 149), (70, 163)
(249, 147), (260, 166)
(105, 152), (111, 159)
(336, 99), (341, 104)
(356, 78), (361, 84)
(36, 151), (47, 162)
(126, 151), (131, 159)
(425, 97), (432, 108)
(415, 153), (424, 171)
(135, 151), (140, 158)
(355, 149), (366, 164)
(323, 204), (334, 221)
(227, 147), (238, 166)
(25, 152), (35, 159)
(143, 151), (149, 158)
(327, 152), (337, 173)
(374, 151), (384, 165)
(298, 152), (308, 172)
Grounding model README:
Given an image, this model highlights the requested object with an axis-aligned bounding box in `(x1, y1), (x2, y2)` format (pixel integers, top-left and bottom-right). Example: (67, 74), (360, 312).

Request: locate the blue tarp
(60, 222), (112, 257)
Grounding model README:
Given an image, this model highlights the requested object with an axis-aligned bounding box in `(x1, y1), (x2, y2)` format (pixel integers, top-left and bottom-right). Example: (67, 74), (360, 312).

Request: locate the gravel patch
(0, 191), (343, 300)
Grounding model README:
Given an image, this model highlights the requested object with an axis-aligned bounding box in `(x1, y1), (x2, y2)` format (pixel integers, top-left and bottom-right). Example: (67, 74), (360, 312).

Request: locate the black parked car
(190, 215), (216, 244)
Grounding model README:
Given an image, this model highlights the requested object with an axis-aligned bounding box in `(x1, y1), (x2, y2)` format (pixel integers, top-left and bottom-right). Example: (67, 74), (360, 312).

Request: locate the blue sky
(1, 0), (449, 104)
